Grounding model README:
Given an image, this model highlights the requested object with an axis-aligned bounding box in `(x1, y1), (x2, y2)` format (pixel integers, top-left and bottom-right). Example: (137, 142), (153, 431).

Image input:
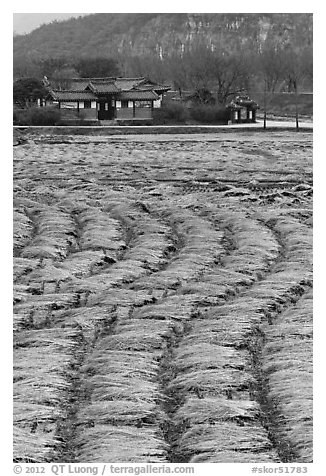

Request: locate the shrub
(190, 105), (230, 124)
(57, 119), (98, 126)
(187, 88), (216, 105)
(153, 102), (188, 124)
(115, 120), (153, 126)
(13, 107), (61, 126)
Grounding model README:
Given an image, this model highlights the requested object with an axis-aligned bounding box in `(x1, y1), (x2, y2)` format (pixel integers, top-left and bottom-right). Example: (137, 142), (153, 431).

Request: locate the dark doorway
(97, 100), (115, 120)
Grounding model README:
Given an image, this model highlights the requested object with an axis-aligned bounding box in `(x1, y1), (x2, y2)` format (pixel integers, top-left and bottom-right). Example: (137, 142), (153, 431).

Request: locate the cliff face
(13, 13), (312, 60)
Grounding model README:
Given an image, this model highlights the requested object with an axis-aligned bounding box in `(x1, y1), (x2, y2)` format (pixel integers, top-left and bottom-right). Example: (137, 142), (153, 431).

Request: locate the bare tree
(184, 43), (215, 91)
(167, 44), (253, 104)
(51, 67), (79, 90)
(259, 46), (287, 128)
(167, 53), (192, 97)
(283, 46), (312, 129)
(210, 52), (253, 104)
(121, 54), (169, 84)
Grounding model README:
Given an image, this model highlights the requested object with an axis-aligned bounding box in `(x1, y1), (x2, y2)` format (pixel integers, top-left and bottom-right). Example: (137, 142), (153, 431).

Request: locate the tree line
(13, 42), (312, 127)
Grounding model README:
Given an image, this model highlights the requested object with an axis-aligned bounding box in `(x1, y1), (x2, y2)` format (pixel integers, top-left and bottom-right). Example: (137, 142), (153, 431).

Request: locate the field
(253, 92), (313, 120)
(13, 130), (313, 463)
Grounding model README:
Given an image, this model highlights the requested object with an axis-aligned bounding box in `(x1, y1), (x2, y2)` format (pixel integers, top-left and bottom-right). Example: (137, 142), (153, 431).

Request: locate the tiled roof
(46, 76), (170, 95)
(137, 82), (171, 93)
(115, 77), (146, 91)
(47, 77), (169, 103)
(228, 96), (259, 109)
(68, 79), (92, 90)
(46, 78), (91, 90)
(75, 77), (115, 81)
(119, 90), (159, 101)
(88, 81), (119, 94)
(50, 90), (97, 101)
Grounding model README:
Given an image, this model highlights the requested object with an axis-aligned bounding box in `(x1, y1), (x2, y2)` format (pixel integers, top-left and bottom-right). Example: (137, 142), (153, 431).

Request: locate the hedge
(189, 104), (230, 124)
(14, 107), (61, 126)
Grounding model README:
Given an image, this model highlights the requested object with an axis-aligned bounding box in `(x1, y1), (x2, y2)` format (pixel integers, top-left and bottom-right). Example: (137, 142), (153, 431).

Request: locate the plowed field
(13, 130), (313, 463)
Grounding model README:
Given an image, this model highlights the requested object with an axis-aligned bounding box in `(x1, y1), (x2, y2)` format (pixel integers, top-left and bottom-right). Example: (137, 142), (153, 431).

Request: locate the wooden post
(263, 81), (267, 129)
(113, 99), (116, 119)
(294, 80), (299, 131)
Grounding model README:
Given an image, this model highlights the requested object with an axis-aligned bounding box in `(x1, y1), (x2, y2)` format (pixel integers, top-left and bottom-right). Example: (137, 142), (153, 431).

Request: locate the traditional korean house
(45, 76), (170, 123)
(226, 95), (259, 124)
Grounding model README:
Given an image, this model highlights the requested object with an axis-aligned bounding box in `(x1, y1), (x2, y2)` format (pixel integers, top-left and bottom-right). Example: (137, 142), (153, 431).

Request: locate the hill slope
(13, 13), (312, 60)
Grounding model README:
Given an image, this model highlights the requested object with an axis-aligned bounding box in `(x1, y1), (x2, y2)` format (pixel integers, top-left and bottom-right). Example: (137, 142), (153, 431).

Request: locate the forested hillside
(13, 13), (312, 74)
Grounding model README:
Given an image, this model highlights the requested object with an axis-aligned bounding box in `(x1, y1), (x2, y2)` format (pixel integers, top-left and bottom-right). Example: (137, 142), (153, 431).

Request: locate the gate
(97, 101), (115, 120)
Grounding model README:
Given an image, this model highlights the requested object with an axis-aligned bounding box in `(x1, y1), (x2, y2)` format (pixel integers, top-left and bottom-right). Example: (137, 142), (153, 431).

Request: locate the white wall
(61, 101), (78, 109)
(116, 100), (135, 108)
(153, 96), (162, 108)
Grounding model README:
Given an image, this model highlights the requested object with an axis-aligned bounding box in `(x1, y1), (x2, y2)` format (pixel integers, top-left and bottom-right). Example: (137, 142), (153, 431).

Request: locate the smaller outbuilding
(226, 95), (259, 124)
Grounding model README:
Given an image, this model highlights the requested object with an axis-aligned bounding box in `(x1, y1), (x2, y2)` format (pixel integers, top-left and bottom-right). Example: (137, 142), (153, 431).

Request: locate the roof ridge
(51, 88), (91, 92)
(116, 76), (145, 80)
(90, 80), (116, 84)
(69, 77), (116, 81)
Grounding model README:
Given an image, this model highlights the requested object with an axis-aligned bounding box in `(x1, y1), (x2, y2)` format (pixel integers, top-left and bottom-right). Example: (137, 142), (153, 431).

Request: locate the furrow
(260, 292), (313, 463)
(18, 200), (182, 462)
(13, 203), (130, 330)
(175, 207), (281, 304)
(19, 206), (77, 261)
(62, 206), (227, 462)
(64, 306), (171, 462)
(13, 208), (34, 257)
(131, 206), (225, 291)
(13, 327), (82, 462)
(59, 201), (176, 295)
(163, 211), (312, 462)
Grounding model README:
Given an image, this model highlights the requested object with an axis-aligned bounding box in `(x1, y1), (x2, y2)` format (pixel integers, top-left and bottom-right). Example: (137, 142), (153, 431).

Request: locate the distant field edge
(13, 124), (313, 136)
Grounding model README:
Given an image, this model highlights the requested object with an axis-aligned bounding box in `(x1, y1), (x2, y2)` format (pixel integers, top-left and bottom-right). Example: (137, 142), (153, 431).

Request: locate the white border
(4, 4), (324, 475)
